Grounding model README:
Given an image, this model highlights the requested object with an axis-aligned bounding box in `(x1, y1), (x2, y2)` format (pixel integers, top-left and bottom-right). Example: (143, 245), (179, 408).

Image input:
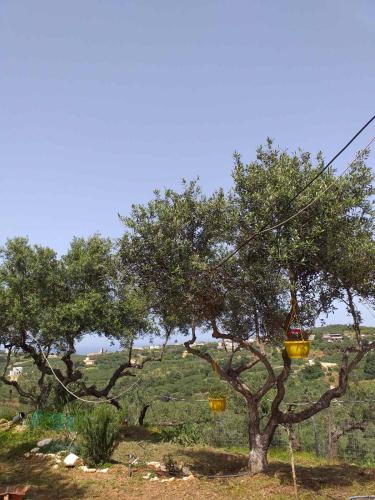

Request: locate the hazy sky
(1, 1), (374, 352)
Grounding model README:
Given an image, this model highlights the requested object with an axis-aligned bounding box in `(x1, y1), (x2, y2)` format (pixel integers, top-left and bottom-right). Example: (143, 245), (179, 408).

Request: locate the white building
(83, 356), (96, 367)
(323, 333), (343, 342)
(8, 366), (23, 381)
(87, 347), (106, 357)
(217, 339), (239, 351)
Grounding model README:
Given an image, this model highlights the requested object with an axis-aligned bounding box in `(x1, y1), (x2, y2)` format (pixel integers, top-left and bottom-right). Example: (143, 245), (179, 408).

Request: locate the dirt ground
(1, 430), (374, 499)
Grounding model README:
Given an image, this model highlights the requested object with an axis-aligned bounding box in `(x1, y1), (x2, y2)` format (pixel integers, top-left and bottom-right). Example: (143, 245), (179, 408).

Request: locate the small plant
(162, 454), (180, 475)
(75, 405), (121, 467)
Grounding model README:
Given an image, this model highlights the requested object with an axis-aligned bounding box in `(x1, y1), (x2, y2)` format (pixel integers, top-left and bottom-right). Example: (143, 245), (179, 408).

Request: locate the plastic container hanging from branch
(208, 397), (227, 412)
(284, 300), (311, 360)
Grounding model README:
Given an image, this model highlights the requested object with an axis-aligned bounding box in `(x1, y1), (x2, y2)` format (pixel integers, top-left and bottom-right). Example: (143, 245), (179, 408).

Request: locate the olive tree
(121, 142), (375, 473)
(0, 235), (160, 409)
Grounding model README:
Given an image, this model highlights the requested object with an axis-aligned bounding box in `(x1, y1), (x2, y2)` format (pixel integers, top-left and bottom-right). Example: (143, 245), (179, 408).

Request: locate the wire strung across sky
(211, 115), (375, 271)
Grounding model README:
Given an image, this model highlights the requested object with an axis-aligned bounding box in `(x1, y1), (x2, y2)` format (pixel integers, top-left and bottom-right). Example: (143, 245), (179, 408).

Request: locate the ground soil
(0, 428), (374, 499)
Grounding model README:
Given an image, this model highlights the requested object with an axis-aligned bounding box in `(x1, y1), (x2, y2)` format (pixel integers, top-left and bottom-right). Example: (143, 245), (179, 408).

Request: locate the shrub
(76, 405), (121, 467)
(161, 422), (201, 446)
(301, 362), (324, 380)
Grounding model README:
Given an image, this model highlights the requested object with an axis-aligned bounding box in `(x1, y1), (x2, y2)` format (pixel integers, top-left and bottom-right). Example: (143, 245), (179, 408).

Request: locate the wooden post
(286, 426), (298, 499)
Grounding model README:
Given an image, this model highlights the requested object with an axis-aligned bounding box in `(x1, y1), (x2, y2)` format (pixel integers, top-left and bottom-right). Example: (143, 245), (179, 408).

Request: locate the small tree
(122, 142), (375, 473)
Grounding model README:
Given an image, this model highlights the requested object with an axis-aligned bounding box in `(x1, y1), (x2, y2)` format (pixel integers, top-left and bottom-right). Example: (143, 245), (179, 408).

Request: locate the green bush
(364, 353), (375, 379)
(301, 362), (324, 380)
(76, 405), (121, 467)
(161, 422), (201, 446)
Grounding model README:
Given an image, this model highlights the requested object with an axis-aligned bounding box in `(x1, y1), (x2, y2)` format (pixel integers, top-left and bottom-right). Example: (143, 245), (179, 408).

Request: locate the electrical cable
(211, 128), (375, 271)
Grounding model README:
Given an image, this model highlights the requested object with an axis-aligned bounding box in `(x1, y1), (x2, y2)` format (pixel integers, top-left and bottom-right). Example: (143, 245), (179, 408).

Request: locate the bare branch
(184, 320), (253, 400)
(279, 344), (374, 425)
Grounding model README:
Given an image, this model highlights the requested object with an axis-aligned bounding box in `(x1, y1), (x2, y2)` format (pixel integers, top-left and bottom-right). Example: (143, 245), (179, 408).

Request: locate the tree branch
(184, 320), (253, 400)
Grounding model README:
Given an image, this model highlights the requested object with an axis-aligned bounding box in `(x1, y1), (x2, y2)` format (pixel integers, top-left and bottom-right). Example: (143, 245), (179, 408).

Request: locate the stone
(149, 477), (159, 481)
(98, 468), (108, 473)
(52, 464), (59, 470)
(64, 453), (80, 467)
(181, 474), (194, 481)
(81, 465), (97, 473)
(30, 447), (40, 453)
(146, 461), (162, 469)
(182, 466), (191, 476)
(161, 477), (175, 483)
(24, 452), (31, 458)
(37, 438), (53, 448)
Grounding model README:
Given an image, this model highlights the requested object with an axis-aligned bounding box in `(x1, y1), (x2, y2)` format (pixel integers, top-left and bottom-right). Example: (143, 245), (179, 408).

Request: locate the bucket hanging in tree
(284, 298), (311, 359)
(208, 397), (227, 412)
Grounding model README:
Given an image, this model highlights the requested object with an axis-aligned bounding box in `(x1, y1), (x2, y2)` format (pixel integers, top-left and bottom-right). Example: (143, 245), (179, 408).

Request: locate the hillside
(1, 324), (374, 468)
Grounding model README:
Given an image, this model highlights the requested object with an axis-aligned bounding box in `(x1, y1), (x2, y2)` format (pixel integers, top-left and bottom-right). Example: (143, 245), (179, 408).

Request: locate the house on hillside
(8, 366), (23, 381)
(217, 339), (239, 351)
(323, 333), (343, 342)
(83, 356), (96, 367)
(87, 347), (106, 357)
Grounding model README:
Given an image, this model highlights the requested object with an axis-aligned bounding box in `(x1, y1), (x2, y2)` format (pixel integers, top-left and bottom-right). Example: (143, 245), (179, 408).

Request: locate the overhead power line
(211, 115), (375, 271)
(287, 114), (375, 206)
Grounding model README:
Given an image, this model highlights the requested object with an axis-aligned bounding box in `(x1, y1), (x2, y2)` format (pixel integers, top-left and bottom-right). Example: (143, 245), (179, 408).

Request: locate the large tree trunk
(247, 423), (273, 474)
(248, 433), (269, 473)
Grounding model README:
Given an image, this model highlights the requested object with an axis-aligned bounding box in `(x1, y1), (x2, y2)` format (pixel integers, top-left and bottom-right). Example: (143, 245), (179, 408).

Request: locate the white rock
(182, 466), (191, 476)
(149, 477), (159, 481)
(181, 474), (194, 481)
(142, 473), (152, 479)
(37, 438), (52, 448)
(81, 465), (97, 473)
(35, 453), (45, 457)
(30, 447), (40, 453)
(24, 452), (31, 458)
(98, 468), (108, 473)
(52, 464), (59, 470)
(161, 477), (175, 483)
(64, 453), (80, 467)
(147, 461), (162, 469)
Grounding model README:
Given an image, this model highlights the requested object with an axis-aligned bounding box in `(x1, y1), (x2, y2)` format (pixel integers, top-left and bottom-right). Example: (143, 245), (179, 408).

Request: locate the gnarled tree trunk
(248, 414), (275, 474)
(248, 433), (269, 473)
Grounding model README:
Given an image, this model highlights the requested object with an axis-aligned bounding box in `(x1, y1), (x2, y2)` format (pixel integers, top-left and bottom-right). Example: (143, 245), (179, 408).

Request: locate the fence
(143, 396), (375, 467)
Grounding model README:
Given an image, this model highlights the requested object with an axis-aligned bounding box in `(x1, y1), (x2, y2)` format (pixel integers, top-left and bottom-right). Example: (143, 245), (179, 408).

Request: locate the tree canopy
(120, 141), (375, 472)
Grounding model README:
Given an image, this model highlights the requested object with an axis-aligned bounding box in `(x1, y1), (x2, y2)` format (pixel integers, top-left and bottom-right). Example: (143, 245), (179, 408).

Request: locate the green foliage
(301, 362), (324, 380)
(161, 422), (201, 446)
(75, 405), (122, 467)
(364, 353), (375, 379)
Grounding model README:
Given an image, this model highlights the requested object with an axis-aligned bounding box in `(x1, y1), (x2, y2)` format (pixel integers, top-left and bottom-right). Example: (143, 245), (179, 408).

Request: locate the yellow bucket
(208, 397), (227, 412)
(284, 340), (311, 359)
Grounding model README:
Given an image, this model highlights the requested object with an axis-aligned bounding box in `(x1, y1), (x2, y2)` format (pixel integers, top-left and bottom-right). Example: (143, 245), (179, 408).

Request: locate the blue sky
(1, 1), (374, 353)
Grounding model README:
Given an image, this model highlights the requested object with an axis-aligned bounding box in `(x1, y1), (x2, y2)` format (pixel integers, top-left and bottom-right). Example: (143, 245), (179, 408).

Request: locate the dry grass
(0, 426), (374, 499)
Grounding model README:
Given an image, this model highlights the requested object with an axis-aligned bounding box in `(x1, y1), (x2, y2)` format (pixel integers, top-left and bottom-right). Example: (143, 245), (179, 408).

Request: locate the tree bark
(248, 432), (270, 473)
(138, 404), (151, 426)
